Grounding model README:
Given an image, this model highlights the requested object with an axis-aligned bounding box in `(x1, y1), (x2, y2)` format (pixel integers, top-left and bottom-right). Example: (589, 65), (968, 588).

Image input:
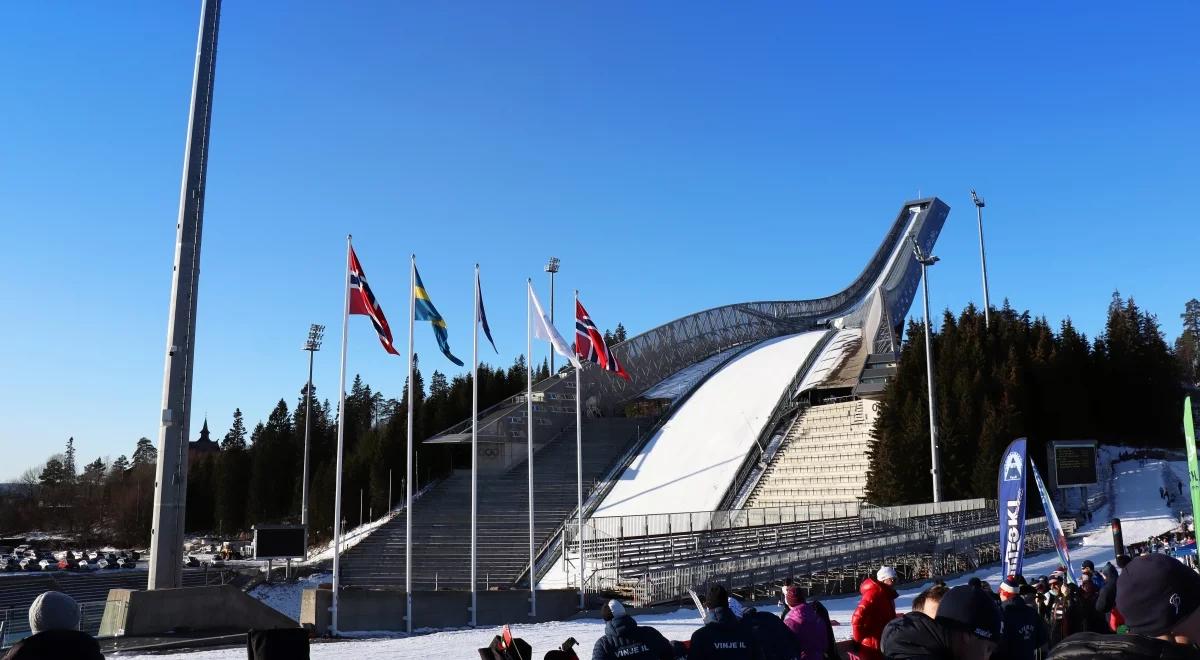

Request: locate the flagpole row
(331, 234), (353, 636)
(406, 254), (416, 635)
(526, 280), (537, 617)
(470, 264), (480, 627)
(575, 289), (584, 609)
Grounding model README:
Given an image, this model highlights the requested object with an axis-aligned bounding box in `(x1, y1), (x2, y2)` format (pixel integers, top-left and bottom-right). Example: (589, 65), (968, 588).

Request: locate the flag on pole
(349, 246), (399, 355)
(1031, 460), (1077, 584)
(1184, 396), (1200, 529)
(414, 263), (464, 366)
(575, 299), (630, 380)
(528, 281), (581, 369)
(476, 267), (497, 353)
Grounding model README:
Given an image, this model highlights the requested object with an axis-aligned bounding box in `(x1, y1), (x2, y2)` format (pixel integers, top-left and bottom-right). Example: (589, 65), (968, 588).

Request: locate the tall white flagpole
(406, 254), (416, 634)
(575, 289), (584, 609)
(470, 264), (480, 627)
(527, 279), (537, 617)
(331, 234), (353, 635)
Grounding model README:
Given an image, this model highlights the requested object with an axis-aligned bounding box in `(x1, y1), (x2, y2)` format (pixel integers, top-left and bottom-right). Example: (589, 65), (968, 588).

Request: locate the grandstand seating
(744, 399), (879, 506)
(339, 417), (643, 590)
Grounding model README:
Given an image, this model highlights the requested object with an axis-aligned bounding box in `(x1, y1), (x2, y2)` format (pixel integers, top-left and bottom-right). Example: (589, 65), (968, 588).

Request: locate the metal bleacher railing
(569, 498), (1061, 606)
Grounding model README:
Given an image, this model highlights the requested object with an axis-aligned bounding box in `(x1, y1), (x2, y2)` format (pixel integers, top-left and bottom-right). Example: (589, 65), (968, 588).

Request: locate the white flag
(528, 281), (582, 369)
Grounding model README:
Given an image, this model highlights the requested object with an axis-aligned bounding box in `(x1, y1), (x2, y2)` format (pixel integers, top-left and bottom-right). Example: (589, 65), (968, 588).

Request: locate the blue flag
(1032, 461), (1077, 584)
(413, 264), (464, 367)
(476, 267), (497, 353)
(998, 438), (1028, 578)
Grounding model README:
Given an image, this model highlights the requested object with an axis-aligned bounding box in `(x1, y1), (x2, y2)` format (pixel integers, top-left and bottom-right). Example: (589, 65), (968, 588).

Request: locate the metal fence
(580, 501), (864, 542)
(0, 600), (107, 648)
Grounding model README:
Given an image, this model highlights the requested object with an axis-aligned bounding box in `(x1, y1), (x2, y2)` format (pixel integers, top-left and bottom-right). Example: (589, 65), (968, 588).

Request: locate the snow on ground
(248, 572), (330, 621)
(595, 331), (827, 517)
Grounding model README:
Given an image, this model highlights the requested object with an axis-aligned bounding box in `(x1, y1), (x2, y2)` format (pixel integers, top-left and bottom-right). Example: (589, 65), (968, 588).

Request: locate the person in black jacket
(729, 599), (801, 660)
(1, 591), (104, 660)
(689, 585), (757, 660)
(591, 600), (673, 660)
(809, 600), (839, 660)
(998, 577), (1048, 660)
(1094, 561), (1120, 630)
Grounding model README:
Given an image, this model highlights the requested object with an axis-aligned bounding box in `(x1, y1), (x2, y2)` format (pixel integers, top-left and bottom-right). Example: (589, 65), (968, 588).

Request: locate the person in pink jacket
(782, 586), (829, 659)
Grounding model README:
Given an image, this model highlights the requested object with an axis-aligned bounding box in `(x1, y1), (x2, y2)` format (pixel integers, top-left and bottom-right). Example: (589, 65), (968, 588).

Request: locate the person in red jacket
(850, 566), (899, 660)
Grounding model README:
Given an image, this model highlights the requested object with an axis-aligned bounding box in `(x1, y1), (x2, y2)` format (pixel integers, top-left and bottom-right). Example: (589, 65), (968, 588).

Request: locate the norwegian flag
(348, 246), (399, 355)
(575, 299), (630, 380)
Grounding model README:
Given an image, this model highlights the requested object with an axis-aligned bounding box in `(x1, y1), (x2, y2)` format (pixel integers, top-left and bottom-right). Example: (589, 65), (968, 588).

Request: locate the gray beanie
(29, 591), (79, 634)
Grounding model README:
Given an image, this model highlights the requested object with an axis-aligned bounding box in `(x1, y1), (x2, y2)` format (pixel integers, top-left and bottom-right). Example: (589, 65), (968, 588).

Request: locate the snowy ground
(247, 572), (330, 621)
(115, 456), (1185, 659)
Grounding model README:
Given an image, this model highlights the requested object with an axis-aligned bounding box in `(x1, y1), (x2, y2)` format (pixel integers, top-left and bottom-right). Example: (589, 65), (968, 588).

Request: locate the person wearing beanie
(1081, 559), (1105, 590)
(688, 584), (757, 660)
(850, 567), (899, 660)
(999, 577), (1049, 660)
(1094, 561), (1124, 632)
(592, 599), (673, 660)
(931, 584), (1003, 657)
(780, 586), (828, 659)
(1, 591), (103, 660)
(1049, 553), (1200, 658)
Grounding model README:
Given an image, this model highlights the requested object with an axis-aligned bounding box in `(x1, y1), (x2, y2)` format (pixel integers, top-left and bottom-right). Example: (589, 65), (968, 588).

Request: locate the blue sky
(1, 3), (1196, 478)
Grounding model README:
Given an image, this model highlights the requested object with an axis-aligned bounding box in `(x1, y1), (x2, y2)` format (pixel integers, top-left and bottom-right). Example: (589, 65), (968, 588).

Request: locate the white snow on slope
(595, 331), (826, 517)
(117, 456), (1182, 659)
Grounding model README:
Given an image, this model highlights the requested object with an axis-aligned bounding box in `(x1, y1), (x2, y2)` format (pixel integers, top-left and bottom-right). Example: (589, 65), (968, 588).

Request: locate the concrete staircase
(339, 418), (643, 590)
(744, 399), (879, 506)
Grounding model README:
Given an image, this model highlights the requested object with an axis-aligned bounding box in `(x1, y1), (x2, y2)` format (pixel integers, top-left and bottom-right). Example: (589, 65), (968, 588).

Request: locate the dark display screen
(254, 527), (306, 559)
(1055, 445), (1098, 487)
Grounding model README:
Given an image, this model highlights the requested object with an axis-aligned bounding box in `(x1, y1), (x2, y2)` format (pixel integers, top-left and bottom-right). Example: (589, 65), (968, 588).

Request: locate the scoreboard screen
(1054, 444), (1098, 487)
(253, 526), (306, 559)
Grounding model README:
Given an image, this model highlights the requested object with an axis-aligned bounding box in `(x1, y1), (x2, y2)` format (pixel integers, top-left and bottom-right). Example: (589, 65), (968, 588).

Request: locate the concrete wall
(302, 588), (589, 634)
(100, 585), (297, 637)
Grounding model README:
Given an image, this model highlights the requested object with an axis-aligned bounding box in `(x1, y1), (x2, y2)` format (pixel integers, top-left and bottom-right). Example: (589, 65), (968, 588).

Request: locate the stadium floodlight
(545, 257), (561, 373)
(971, 189), (992, 330)
(911, 236), (943, 503)
(301, 324), (325, 535)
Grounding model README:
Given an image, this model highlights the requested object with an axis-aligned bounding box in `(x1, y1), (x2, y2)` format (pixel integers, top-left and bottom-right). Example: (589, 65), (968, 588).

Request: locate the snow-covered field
(115, 456), (1185, 659)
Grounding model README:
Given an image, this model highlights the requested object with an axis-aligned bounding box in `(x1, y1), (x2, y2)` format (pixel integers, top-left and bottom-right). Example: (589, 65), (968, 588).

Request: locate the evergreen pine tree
(131, 437), (157, 468)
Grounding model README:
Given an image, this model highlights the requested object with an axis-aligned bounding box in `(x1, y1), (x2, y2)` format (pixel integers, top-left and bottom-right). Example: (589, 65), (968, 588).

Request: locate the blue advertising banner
(1032, 460), (1078, 584)
(998, 438), (1028, 578)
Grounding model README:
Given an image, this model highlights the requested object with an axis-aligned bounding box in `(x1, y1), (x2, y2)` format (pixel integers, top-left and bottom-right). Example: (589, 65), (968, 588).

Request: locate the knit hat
(785, 585), (807, 607)
(602, 599), (626, 621)
(935, 585), (1001, 640)
(706, 584), (729, 609)
(876, 566), (897, 582)
(999, 577), (1020, 596)
(29, 591), (79, 634)
(1117, 553), (1200, 638)
(1082, 559), (1095, 571)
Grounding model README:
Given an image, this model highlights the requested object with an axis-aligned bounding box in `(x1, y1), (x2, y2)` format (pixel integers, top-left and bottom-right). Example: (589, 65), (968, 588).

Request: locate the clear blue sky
(1, 3), (1196, 479)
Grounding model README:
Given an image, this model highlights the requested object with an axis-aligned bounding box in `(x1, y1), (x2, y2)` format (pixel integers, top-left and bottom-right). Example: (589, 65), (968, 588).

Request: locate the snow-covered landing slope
(594, 331), (826, 517)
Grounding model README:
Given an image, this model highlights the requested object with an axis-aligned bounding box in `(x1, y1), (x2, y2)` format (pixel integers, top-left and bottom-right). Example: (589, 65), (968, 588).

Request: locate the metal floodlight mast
(545, 257), (560, 374)
(911, 236), (943, 503)
(971, 190), (992, 329)
(301, 324), (324, 531)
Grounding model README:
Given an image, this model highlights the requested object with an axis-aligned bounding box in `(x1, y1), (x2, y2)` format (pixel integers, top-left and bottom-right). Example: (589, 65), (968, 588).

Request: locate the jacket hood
(1101, 563), (1119, 582)
(880, 612), (953, 659)
(704, 606), (739, 626)
(606, 614), (638, 637)
(1048, 632), (1200, 659)
(861, 576), (897, 599)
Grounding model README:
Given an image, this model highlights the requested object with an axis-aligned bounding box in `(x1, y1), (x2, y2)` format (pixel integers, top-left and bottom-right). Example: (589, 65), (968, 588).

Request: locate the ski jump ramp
(587, 198), (949, 519)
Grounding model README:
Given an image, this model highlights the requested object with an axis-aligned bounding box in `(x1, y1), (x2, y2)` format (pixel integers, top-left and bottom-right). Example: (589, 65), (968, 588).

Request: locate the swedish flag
(414, 264), (464, 366)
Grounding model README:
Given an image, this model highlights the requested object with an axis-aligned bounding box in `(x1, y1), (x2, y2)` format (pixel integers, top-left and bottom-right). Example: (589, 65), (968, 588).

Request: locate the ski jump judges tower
(336, 198), (948, 599)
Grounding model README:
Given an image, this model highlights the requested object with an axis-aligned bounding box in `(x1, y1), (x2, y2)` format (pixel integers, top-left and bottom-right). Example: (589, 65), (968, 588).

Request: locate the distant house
(189, 418), (220, 457)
